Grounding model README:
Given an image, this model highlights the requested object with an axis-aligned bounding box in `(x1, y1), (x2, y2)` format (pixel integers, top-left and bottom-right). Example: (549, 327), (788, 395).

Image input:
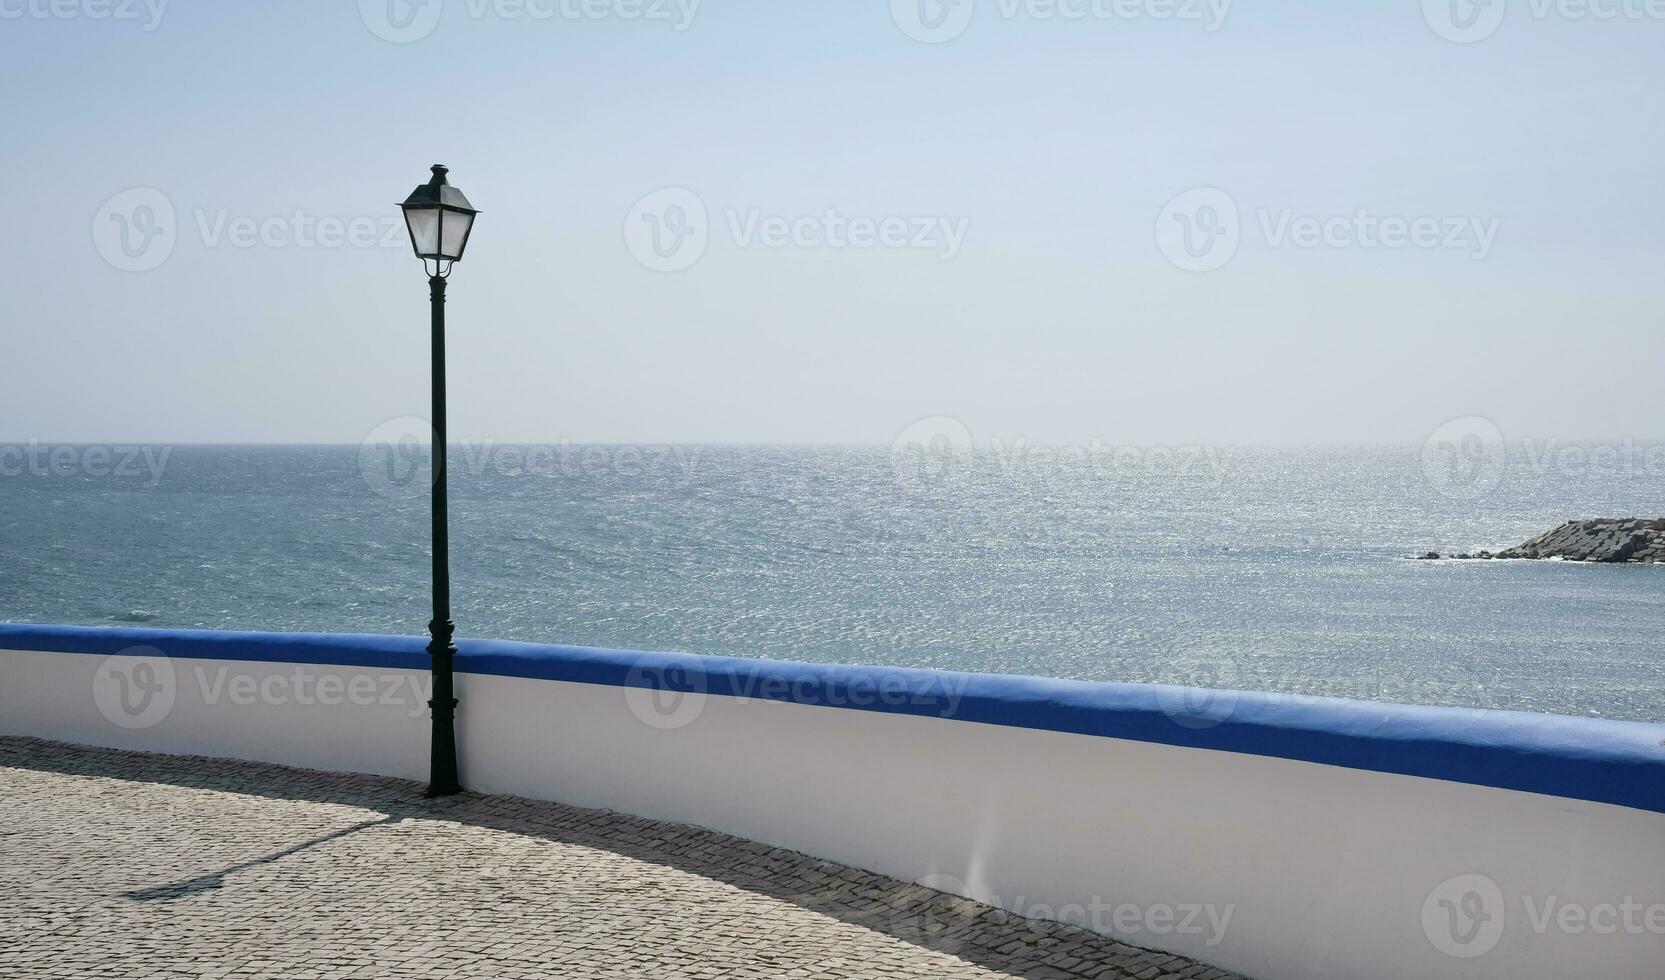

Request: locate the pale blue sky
(2, 0), (1661, 445)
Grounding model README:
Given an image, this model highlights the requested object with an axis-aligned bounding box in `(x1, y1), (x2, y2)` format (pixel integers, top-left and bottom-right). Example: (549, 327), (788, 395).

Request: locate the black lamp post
(399, 164), (478, 797)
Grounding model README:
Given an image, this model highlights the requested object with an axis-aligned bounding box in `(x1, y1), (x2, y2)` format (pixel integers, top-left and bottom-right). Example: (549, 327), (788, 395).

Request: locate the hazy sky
(3, 0), (1661, 446)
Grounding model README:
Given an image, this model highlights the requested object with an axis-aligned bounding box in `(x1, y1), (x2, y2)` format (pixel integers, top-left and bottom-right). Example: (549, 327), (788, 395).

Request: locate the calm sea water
(3, 443), (1662, 722)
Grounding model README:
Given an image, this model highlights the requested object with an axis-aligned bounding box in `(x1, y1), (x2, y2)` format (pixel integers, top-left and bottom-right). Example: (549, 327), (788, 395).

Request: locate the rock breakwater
(1417, 518), (1665, 563)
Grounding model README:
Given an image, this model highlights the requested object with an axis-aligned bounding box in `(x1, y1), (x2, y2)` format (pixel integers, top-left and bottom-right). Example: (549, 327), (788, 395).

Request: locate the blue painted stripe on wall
(4, 622), (1664, 814)
(0, 623), (431, 671)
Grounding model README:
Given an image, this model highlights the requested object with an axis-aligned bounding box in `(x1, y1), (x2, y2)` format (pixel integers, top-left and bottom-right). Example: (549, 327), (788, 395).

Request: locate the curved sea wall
(2, 624), (1663, 980)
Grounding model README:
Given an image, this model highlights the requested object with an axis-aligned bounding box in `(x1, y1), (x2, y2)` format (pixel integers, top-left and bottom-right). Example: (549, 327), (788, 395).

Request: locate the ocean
(3, 442), (1662, 723)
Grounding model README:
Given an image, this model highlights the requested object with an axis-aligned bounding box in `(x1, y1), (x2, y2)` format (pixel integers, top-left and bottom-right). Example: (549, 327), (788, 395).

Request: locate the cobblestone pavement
(0, 737), (1244, 980)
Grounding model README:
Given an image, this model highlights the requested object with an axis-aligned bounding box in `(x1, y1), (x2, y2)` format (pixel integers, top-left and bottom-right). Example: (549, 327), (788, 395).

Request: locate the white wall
(5, 643), (1664, 980)
(0, 648), (429, 782)
(458, 670), (1665, 980)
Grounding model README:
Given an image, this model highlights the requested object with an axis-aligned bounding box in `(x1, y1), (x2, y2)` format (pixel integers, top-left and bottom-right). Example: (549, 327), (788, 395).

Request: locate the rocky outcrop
(1417, 518), (1665, 563)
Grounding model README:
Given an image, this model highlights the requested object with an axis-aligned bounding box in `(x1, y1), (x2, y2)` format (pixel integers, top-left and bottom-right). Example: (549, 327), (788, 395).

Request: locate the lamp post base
(426, 618), (461, 797)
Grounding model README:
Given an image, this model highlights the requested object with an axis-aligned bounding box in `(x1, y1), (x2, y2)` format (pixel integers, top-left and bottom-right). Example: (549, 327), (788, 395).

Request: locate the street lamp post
(399, 164), (478, 797)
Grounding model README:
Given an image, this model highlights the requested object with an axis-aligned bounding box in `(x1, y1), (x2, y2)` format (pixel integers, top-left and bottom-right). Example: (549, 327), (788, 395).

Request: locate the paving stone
(0, 737), (1246, 980)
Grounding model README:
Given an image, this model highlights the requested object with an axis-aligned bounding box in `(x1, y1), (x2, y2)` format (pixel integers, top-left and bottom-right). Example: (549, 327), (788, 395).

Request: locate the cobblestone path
(0, 737), (1243, 980)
